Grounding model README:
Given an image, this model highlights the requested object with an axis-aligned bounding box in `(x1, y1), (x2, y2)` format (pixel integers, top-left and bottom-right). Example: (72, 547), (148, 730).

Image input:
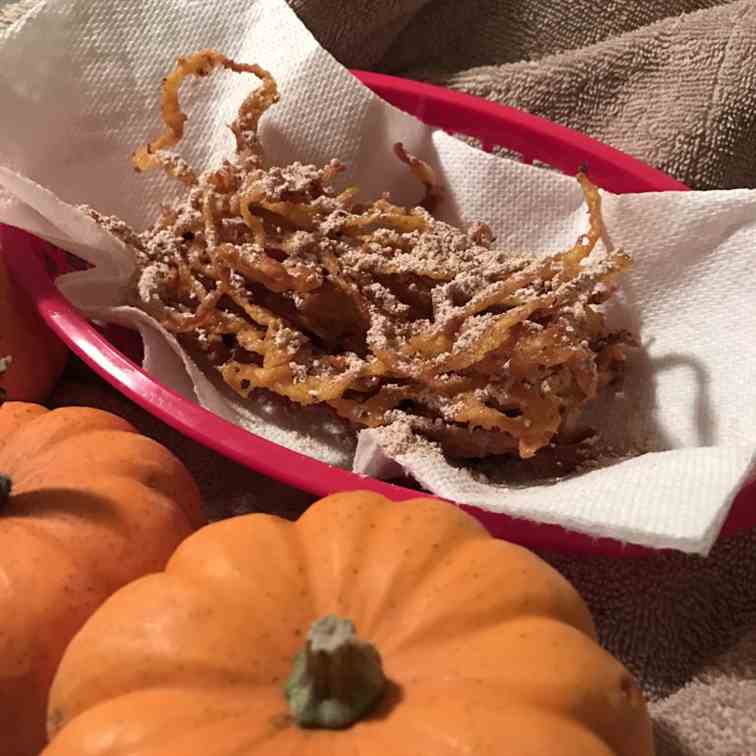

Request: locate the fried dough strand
(118, 50), (635, 460)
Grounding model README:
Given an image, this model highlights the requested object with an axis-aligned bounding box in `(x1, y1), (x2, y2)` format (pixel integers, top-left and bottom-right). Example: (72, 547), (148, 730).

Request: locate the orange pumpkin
(45, 492), (653, 756)
(0, 252), (67, 402)
(0, 401), (205, 756)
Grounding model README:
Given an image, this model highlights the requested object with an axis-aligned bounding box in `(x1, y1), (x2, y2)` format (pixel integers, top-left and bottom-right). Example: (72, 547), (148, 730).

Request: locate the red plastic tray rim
(2, 72), (752, 557)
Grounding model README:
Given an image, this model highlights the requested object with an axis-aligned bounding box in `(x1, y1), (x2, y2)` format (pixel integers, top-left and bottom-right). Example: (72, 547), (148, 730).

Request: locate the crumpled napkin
(0, 0), (754, 553)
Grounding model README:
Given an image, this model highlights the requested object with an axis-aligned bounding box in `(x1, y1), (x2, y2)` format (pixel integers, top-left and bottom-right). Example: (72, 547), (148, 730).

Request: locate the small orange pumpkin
(0, 401), (205, 756)
(0, 252), (67, 402)
(45, 492), (653, 756)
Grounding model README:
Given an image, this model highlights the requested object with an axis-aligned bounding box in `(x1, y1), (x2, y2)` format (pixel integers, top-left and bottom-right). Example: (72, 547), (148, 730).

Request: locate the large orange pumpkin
(0, 401), (205, 756)
(0, 251), (67, 401)
(45, 492), (653, 756)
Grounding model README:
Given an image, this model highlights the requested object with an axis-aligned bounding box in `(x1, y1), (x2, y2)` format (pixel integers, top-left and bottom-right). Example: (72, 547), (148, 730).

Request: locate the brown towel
(3, 1), (755, 753)
(294, 0), (756, 191)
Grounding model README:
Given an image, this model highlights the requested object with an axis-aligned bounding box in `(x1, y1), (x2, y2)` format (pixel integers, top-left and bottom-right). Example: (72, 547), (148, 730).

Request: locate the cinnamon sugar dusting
(85, 50), (636, 468)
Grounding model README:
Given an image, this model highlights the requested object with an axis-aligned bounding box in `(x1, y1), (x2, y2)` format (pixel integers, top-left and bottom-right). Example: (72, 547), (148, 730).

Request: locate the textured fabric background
(3, 1), (756, 753)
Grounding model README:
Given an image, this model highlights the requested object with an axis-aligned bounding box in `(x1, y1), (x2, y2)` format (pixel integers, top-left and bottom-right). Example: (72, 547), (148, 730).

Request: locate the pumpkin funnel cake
(90, 50), (635, 460)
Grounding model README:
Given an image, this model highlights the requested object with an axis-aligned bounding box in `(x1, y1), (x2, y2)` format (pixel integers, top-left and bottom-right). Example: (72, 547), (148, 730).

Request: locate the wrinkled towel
(3, 1), (756, 753)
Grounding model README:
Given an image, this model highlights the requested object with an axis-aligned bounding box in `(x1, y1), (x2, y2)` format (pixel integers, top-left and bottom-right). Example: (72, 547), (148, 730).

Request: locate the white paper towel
(1, 0), (754, 553)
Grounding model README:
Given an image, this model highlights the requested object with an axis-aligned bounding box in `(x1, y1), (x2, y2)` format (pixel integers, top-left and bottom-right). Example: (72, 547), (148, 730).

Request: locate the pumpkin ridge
(47, 685), (288, 755)
(295, 493), (489, 645)
(49, 570), (308, 718)
(378, 692), (622, 756)
(167, 514), (313, 616)
(0, 518), (118, 617)
(392, 617), (651, 755)
(0, 484), (175, 548)
(0, 402), (49, 454)
(400, 681), (645, 756)
(0, 409), (137, 474)
(380, 538), (596, 659)
(0, 487), (179, 598)
(108, 464), (203, 526)
(8, 430), (141, 480)
(0, 500), (132, 592)
(290, 499), (367, 623)
(0, 505), (103, 555)
(6, 432), (203, 529)
(363, 524), (484, 644)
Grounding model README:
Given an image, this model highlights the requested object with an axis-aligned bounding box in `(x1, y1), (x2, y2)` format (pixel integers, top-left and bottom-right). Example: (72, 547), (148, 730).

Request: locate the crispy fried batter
(117, 50), (635, 460)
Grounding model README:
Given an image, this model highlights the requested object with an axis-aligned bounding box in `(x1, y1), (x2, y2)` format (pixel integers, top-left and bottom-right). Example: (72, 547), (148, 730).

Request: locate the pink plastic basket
(3, 72), (753, 556)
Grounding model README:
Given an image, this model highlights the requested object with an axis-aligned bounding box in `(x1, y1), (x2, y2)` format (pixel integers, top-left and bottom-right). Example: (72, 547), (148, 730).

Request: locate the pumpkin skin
(0, 252), (67, 401)
(45, 492), (653, 756)
(0, 402), (205, 756)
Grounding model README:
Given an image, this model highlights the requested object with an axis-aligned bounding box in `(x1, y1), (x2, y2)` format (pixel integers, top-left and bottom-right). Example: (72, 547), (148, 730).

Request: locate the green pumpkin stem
(285, 615), (386, 729)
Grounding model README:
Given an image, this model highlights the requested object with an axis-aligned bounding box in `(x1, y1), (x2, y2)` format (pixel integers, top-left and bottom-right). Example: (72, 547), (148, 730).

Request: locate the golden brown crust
(98, 50), (635, 460)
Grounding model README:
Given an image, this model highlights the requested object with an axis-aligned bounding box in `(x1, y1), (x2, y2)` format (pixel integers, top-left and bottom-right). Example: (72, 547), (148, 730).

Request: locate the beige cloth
(3, 1), (756, 753)
(293, 0), (756, 191)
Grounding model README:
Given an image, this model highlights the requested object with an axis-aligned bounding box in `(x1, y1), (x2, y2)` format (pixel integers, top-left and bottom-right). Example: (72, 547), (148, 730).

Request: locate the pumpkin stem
(0, 475), (11, 504)
(285, 615), (386, 729)
(0, 355), (10, 405)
